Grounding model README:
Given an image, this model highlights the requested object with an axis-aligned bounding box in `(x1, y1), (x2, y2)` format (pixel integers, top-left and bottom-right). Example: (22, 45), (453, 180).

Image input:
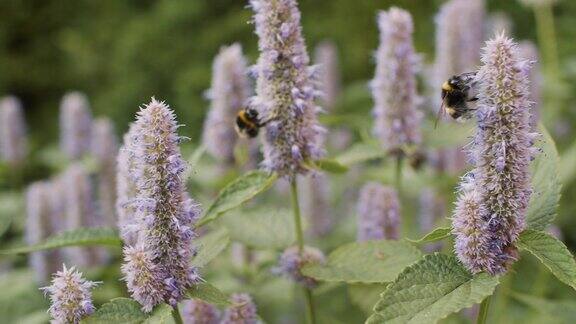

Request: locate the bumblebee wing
(435, 100), (445, 129)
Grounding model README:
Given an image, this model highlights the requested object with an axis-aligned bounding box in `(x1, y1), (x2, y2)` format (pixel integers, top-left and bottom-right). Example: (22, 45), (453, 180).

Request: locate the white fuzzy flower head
(41, 265), (99, 324)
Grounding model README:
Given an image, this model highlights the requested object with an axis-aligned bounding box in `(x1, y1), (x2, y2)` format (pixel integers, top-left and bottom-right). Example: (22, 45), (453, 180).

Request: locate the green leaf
(335, 143), (385, 166)
(221, 208), (296, 249)
(191, 228), (230, 267)
(301, 240), (422, 284)
(349, 283), (388, 314)
(82, 298), (147, 324)
(368, 253), (500, 324)
(0, 227), (121, 254)
(559, 138), (576, 185)
(422, 120), (474, 149)
(527, 125), (561, 230)
(513, 293), (576, 324)
(309, 158), (349, 174)
(186, 282), (230, 306)
(407, 227), (451, 244)
(0, 192), (22, 238)
(198, 171), (278, 227)
(517, 230), (576, 290)
(144, 304), (174, 324)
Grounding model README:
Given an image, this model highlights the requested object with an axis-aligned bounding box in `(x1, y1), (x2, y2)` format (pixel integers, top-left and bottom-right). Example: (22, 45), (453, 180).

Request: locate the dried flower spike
(357, 182), (401, 241)
(181, 299), (221, 324)
(221, 293), (258, 324)
(122, 98), (200, 310)
(453, 34), (537, 275)
(0, 96), (27, 166)
(276, 246), (325, 288)
(250, 0), (325, 177)
(41, 265), (99, 324)
(372, 7), (421, 155)
(60, 92), (92, 160)
(203, 43), (251, 165)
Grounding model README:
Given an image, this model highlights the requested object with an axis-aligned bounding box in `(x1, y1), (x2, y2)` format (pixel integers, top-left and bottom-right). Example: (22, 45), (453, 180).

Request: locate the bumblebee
(235, 107), (268, 138)
(436, 72), (479, 127)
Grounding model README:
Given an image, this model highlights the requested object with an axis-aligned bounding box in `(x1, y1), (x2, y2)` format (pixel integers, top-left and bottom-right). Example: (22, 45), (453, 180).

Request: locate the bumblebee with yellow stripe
(235, 107), (269, 138)
(436, 71), (479, 128)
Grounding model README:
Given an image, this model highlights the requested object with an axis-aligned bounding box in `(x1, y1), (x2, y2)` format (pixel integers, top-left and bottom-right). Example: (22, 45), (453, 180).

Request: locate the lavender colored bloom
(26, 182), (61, 283)
(202, 44), (251, 165)
(299, 174), (333, 237)
(0, 96), (27, 166)
(92, 118), (118, 227)
(250, 0), (325, 177)
(314, 41), (340, 111)
(453, 35), (537, 275)
(116, 123), (140, 245)
(276, 246), (325, 288)
(60, 92), (92, 160)
(518, 41), (542, 128)
(40, 265), (99, 324)
(181, 299), (220, 324)
(231, 242), (254, 269)
(121, 245), (165, 312)
(357, 183), (401, 241)
(221, 293), (258, 324)
(372, 7), (421, 155)
(121, 98), (200, 309)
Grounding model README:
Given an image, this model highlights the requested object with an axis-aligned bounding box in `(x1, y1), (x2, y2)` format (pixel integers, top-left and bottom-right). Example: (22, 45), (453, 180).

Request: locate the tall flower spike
(276, 246), (325, 288)
(181, 299), (221, 324)
(453, 34), (537, 275)
(221, 293), (258, 324)
(121, 245), (165, 312)
(299, 174), (333, 237)
(41, 265), (99, 324)
(372, 7), (421, 155)
(116, 123), (140, 245)
(92, 118), (118, 227)
(0, 96), (27, 166)
(314, 41), (340, 111)
(250, 0), (325, 177)
(26, 182), (61, 283)
(518, 41), (542, 128)
(60, 92), (92, 160)
(357, 182), (400, 241)
(202, 44), (251, 166)
(122, 98), (200, 309)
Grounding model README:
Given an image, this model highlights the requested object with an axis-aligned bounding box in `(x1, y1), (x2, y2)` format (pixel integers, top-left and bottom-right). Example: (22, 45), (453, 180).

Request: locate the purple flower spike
(357, 183), (401, 241)
(221, 293), (258, 324)
(276, 246), (325, 288)
(121, 246), (165, 313)
(300, 174), (333, 237)
(0, 96), (27, 166)
(202, 44), (251, 166)
(116, 123), (140, 245)
(250, 0), (325, 177)
(40, 265), (99, 324)
(314, 41), (340, 111)
(92, 118), (118, 227)
(60, 92), (92, 160)
(372, 7), (422, 155)
(181, 299), (221, 324)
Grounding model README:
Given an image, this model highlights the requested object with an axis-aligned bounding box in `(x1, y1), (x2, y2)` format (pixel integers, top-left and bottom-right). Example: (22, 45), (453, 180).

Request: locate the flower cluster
(250, 0), (325, 177)
(221, 293), (258, 324)
(372, 7), (421, 155)
(276, 246), (325, 288)
(92, 118), (118, 227)
(120, 98), (200, 311)
(116, 123), (140, 245)
(202, 43), (251, 165)
(518, 41), (542, 128)
(181, 299), (221, 324)
(452, 34), (538, 275)
(0, 96), (27, 166)
(357, 182), (400, 241)
(41, 265), (99, 324)
(60, 92), (93, 160)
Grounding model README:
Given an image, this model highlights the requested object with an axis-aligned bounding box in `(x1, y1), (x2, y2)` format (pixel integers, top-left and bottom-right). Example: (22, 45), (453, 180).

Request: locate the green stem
(534, 4), (559, 76)
(290, 178), (316, 324)
(476, 295), (492, 324)
(172, 305), (184, 324)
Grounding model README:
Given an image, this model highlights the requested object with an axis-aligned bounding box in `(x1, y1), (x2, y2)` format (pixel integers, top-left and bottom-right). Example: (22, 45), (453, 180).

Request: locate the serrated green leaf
(144, 304), (174, 324)
(513, 293), (576, 324)
(407, 227), (451, 244)
(311, 159), (349, 174)
(517, 230), (576, 290)
(186, 282), (230, 306)
(0, 191), (22, 238)
(82, 298), (147, 324)
(368, 253), (499, 324)
(335, 143), (385, 166)
(192, 228), (230, 267)
(527, 125), (561, 230)
(349, 283), (388, 314)
(0, 227), (121, 254)
(221, 208), (296, 249)
(198, 171), (277, 227)
(301, 240), (422, 284)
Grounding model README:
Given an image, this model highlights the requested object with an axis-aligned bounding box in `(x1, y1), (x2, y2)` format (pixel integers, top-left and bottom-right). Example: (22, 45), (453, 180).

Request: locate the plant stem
(534, 4), (559, 76)
(172, 305), (184, 324)
(290, 177), (316, 324)
(476, 295), (492, 324)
